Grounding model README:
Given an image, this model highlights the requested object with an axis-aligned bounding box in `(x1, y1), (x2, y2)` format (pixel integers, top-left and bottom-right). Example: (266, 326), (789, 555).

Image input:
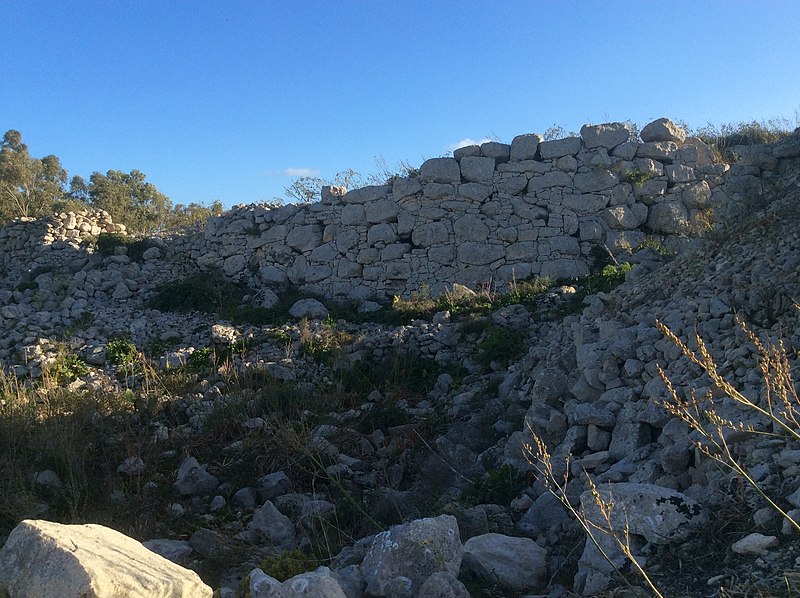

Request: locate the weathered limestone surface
(0, 519), (212, 598)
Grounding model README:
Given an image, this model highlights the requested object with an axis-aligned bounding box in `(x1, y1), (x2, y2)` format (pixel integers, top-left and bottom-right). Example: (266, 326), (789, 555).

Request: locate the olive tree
(0, 130), (68, 221)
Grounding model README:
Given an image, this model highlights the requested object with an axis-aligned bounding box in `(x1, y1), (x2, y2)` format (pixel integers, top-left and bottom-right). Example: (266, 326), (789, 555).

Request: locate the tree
(168, 200), (224, 229)
(283, 168), (364, 204)
(0, 129), (68, 221)
(81, 169), (172, 234)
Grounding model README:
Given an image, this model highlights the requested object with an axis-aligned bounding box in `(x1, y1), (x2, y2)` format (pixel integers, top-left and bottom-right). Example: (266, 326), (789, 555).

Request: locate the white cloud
(446, 137), (494, 152)
(282, 167), (320, 177)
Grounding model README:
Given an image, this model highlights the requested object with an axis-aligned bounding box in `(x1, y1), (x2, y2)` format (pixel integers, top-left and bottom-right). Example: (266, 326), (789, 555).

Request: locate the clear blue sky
(2, 1), (799, 209)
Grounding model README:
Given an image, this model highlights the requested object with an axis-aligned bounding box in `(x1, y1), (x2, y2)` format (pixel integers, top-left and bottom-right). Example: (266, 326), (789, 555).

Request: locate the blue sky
(1, 1), (799, 208)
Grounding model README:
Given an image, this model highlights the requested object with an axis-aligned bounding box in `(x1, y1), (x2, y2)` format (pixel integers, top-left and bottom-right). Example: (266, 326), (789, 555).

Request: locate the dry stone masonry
(196, 118), (726, 299)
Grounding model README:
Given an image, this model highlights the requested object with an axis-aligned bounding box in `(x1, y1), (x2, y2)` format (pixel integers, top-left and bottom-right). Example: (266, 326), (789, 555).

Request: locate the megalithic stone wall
(196, 118), (726, 298)
(1, 119), (798, 305)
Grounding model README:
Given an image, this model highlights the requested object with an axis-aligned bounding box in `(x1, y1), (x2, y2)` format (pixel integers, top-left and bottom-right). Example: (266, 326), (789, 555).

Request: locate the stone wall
(193, 118), (728, 299)
(1, 118), (798, 304)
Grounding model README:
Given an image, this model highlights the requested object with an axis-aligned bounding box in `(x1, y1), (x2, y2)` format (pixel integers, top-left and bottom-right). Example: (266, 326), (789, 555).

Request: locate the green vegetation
(106, 338), (139, 369)
(260, 549), (315, 581)
(476, 326), (526, 369)
(694, 117), (796, 163)
(461, 464), (527, 506)
(298, 317), (353, 364)
(95, 232), (157, 261)
(48, 352), (89, 384)
(0, 130), (69, 221)
(623, 167), (654, 186)
(637, 237), (676, 259)
(0, 128), (222, 232)
(556, 262), (632, 316)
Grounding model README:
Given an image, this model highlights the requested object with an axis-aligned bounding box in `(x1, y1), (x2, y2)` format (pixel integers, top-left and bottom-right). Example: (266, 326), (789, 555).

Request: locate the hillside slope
(0, 127), (799, 597)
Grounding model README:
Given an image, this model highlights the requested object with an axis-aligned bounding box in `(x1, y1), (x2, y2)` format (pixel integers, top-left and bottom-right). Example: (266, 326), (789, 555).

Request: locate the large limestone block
(573, 169), (617, 193)
(575, 483), (706, 595)
(480, 141), (511, 163)
(462, 533), (548, 592)
(540, 259), (589, 280)
(412, 222), (450, 247)
(0, 519), (212, 598)
(361, 514), (462, 596)
(340, 204), (366, 226)
(562, 194), (610, 214)
(457, 242), (505, 265)
(636, 141), (678, 161)
(580, 122), (631, 149)
(459, 156), (495, 183)
(646, 200), (689, 234)
(343, 184), (391, 204)
(420, 158), (461, 183)
(538, 137), (582, 159)
(640, 117), (686, 144)
(459, 182), (493, 201)
(453, 214), (489, 243)
(510, 133), (543, 161)
(286, 224), (323, 252)
(365, 199), (400, 224)
(453, 144), (480, 160)
(392, 177), (423, 202)
(527, 170), (573, 192)
(603, 205), (646, 230)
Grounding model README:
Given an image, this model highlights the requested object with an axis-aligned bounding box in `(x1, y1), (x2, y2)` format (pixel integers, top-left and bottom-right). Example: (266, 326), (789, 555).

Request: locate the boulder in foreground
(0, 519), (211, 598)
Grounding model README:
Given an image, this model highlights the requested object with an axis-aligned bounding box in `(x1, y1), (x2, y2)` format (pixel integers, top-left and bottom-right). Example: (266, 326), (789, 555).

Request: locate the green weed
(476, 326), (526, 369)
(461, 464), (526, 506)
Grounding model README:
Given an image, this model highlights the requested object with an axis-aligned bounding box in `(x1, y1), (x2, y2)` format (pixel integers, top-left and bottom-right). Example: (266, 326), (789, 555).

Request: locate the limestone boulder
(250, 566), (347, 598)
(539, 137), (582, 159)
(459, 156), (495, 183)
(641, 117), (686, 144)
(480, 141), (511, 163)
(510, 133), (543, 161)
(361, 514), (462, 596)
(289, 298), (329, 320)
(243, 500), (297, 550)
(646, 200), (690, 234)
(462, 533), (548, 592)
(0, 520), (211, 598)
(420, 158), (461, 184)
(173, 456), (219, 496)
(575, 483), (706, 595)
(580, 122), (631, 149)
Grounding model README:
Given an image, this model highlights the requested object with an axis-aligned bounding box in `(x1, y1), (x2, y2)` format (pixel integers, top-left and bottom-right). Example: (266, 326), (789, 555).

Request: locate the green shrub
(50, 353), (89, 383)
(106, 338), (139, 368)
(555, 262), (633, 316)
(638, 238), (676, 258)
(624, 168), (654, 186)
(461, 464), (526, 506)
(149, 270), (290, 325)
(95, 233), (155, 261)
(476, 326), (526, 369)
(186, 347), (212, 373)
(299, 318), (353, 364)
